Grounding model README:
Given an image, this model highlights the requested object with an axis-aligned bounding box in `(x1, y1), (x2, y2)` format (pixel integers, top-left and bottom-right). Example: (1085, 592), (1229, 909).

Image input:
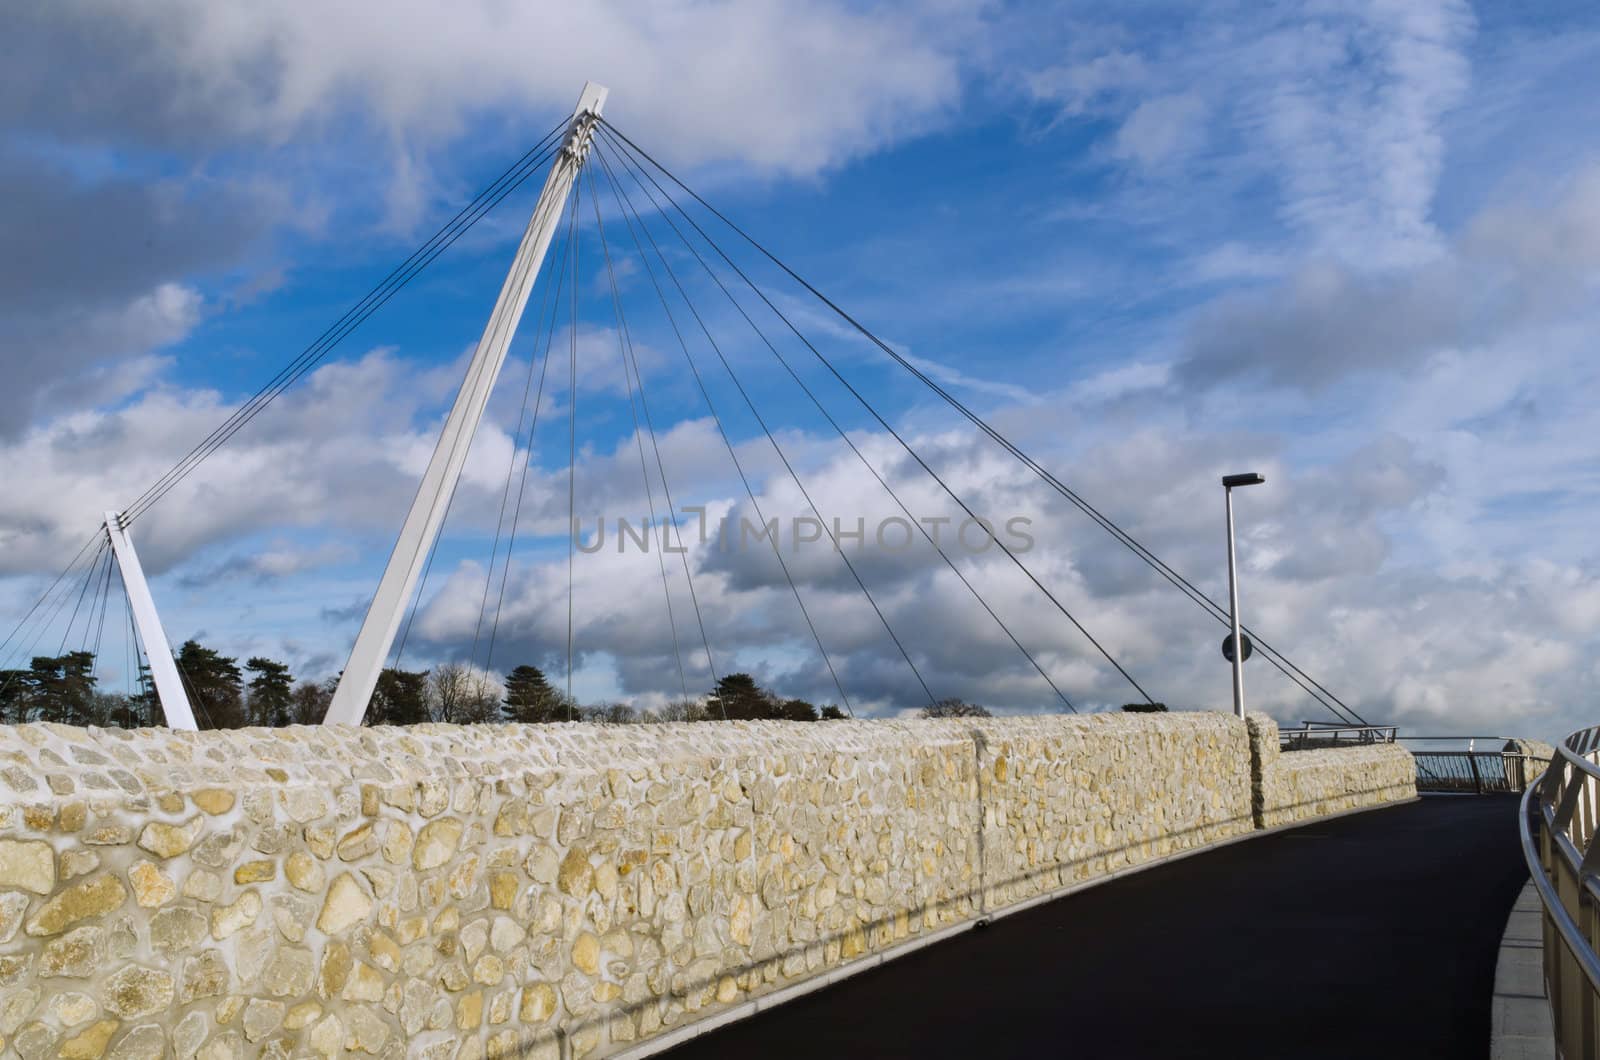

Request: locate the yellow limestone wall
(1245, 714), (1418, 829)
(0, 712), (1408, 1058)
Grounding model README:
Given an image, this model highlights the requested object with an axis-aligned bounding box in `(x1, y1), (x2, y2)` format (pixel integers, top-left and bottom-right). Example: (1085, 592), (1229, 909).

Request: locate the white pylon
(102, 510), (198, 730)
(323, 82), (609, 726)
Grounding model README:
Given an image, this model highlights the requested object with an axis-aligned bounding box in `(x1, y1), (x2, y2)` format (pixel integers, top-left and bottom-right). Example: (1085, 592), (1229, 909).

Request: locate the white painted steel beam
(103, 510), (198, 730)
(324, 82), (608, 726)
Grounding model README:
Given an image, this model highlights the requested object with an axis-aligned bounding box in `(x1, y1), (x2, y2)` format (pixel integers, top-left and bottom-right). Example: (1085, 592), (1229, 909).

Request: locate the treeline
(0, 640), (896, 729)
(0, 642), (334, 729)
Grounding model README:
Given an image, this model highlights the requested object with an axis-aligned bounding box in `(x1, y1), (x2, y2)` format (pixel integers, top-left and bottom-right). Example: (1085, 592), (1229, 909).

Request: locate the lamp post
(1222, 472), (1265, 718)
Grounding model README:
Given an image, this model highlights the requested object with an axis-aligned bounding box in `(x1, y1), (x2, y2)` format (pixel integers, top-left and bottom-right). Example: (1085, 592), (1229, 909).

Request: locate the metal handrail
(1519, 723), (1600, 1056)
(1278, 724), (1397, 750)
(1417, 750), (1546, 794)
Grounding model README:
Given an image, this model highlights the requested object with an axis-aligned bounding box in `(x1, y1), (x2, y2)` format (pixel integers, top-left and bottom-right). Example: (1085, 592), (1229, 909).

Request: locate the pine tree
(779, 698), (819, 721)
(0, 669), (30, 725)
(17, 652), (98, 725)
(245, 657), (295, 727)
(175, 640), (245, 729)
(706, 673), (778, 720)
(504, 665), (567, 724)
(368, 668), (430, 726)
(130, 662), (163, 727)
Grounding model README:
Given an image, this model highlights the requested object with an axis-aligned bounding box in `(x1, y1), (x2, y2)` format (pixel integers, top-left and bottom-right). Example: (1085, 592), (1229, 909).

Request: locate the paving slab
(1491, 881), (1556, 1060)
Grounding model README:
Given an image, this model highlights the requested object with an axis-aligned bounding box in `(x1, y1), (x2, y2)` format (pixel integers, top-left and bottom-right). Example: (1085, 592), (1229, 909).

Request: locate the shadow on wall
(0, 712), (1418, 1060)
(487, 775), (1421, 1059)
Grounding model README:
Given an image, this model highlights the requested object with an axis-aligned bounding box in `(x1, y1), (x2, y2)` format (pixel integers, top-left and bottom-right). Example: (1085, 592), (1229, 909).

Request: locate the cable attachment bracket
(560, 84), (609, 166)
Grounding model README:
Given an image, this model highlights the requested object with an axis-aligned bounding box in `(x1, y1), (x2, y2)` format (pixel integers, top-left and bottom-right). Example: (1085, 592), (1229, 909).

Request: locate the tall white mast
(103, 510), (198, 730)
(323, 82), (608, 726)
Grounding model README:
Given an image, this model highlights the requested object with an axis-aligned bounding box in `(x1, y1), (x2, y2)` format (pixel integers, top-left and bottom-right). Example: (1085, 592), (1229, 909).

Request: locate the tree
(504, 665), (569, 724)
(819, 704), (847, 720)
(175, 640), (245, 729)
(0, 654), (168, 729)
(5, 653), (100, 726)
(584, 702), (637, 724)
(1120, 702), (1169, 713)
(428, 663), (504, 724)
(640, 699), (710, 723)
(131, 662), (164, 727)
(366, 668), (430, 726)
(290, 679), (335, 726)
(84, 691), (135, 728)
(919, 698), (992, 719)
(0, 669), (31, 725)
(245, 657), (294, 727)
(47, 652), (99, 726)
(706, 673), (777, 720)
(779, 698), (819, 722)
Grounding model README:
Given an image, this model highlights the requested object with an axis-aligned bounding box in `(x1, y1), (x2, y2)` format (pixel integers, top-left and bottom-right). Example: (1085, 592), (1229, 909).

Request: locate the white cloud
(9, 1), (982, 178)
(4, 0), (1598, 750)
(1178, 160), (1600, 390)
(1, 305), (1595, 742)
(1111, 93), (1207, 169)
(1028, 0), (1476, 267)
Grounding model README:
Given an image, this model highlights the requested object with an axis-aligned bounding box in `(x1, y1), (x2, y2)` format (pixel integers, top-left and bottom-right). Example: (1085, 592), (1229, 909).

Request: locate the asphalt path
(665, 796), (1527, 1059)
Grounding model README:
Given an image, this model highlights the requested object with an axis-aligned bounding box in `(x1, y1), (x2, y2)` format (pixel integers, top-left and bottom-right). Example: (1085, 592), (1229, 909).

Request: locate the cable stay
(590, 161), (935, 711)
(396, 169), (580, 679)
(590, 143), (1079, 712)
(122, 117), (572, 527)
(589, 142), (859, 715)
(5, 82), (1375, 728)
(587, 172), (697, 709)
(596, 117), (1366, 726)
(474, 188), (577, 678)
(595, 134), (1150, 708)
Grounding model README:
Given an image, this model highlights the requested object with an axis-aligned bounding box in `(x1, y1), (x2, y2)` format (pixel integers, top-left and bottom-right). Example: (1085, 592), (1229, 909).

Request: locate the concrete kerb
(1491, 880), (1556, 1060)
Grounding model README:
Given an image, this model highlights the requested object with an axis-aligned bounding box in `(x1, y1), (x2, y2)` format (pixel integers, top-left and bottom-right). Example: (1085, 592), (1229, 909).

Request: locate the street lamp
(1222, 472), (1265, 718)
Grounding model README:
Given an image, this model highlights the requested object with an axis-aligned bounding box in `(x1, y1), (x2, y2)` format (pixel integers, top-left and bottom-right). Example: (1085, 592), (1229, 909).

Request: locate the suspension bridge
(0, 83), (1586, 1059)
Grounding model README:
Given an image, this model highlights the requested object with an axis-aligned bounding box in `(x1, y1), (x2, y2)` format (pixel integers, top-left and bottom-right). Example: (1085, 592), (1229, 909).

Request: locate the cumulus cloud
(2, 1), (980, 177)
(1177, 162), (1600, 390)
(0, 151), (272, 433)
(5, 0), (1600, 747)
(0, 0), (987, 440)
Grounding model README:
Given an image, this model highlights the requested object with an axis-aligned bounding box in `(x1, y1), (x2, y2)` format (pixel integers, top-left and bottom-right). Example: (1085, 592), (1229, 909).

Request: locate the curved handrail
(1520, 780), (1600, 990)
(1519, 723), (1600, 1056)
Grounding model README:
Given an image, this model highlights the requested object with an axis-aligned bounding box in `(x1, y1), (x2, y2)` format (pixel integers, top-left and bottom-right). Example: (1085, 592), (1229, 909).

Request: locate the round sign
(1221, 633), (1253, 663)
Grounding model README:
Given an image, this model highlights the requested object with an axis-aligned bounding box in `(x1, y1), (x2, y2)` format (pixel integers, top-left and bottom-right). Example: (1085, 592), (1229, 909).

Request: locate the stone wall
(1245, 714), (1417, 829)
(0, 712), (1393, 1059)
(1503, 739), (1556, 791)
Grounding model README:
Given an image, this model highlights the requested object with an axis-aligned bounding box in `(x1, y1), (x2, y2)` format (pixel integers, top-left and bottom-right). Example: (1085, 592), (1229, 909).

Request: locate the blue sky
(2, 0), (1598, 739)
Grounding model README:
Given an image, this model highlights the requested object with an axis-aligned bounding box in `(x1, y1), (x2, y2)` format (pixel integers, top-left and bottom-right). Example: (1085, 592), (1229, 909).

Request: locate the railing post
(1468, 753), (1484, 795)
(1585, 893), (1598, 1058)
(1524, 731), (1600, 1060)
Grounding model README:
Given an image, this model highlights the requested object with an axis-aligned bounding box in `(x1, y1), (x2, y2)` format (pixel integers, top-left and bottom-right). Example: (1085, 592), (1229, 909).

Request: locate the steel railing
(1274, 727), (1549, 794)
(1520, 723), (1600, 1057)
(1278, 723), (1398, 750)
(1414, 750), (1546, 794)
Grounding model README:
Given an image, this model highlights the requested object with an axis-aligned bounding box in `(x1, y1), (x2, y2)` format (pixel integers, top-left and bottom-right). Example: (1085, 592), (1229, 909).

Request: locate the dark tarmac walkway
(665, 796), (1527, 1059)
